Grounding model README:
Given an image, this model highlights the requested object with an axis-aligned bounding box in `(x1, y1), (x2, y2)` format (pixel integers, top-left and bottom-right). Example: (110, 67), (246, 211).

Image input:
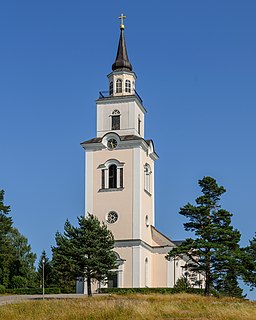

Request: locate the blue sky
(1, 1), (256, 298)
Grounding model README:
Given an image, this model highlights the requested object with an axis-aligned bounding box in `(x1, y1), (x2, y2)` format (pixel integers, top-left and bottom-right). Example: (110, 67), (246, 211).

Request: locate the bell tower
(81, 15), (159, 288)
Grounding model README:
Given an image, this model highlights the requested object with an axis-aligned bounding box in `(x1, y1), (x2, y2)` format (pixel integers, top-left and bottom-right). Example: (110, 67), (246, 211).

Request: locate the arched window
(125, 80), (131, 93)
(144, 164), (152, 194)
(138, 114), (141, 135)
(116, 79), (122, 93)
(145, 215), (149, 228)
(111, 110), (120, 130)
(109, 81), (113, 95)
(109, 164), (117, 188)
(145, 258), (149, 287)
(99, 159), (124, 190)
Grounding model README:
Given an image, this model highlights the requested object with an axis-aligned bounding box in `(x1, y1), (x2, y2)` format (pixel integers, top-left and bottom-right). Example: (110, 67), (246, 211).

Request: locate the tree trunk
(204, 253), (210, 296)
(87, 275), (92, 297)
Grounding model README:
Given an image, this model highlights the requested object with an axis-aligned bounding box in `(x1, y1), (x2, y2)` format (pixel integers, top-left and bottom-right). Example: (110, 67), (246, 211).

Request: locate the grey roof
(112, 28), (132, 72)
(81, 134), (144, 145)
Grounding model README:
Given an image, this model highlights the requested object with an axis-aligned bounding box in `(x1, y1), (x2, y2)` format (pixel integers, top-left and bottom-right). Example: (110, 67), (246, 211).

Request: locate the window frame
(116, 79), (122, 93)
(109, 81), (113, 95)
(144, 163), (152, 195)
(125, 79), (131, 93)
(110, 110), (121, 131)
(99, 159), (125, 191)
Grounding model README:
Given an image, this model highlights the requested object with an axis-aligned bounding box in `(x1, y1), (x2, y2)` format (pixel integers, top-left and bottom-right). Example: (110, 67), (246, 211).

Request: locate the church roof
(81, 134), (144, 145)
(151, 226), (177, 247)
(112, 27), (132, 72)
(151, 226), (184, 248)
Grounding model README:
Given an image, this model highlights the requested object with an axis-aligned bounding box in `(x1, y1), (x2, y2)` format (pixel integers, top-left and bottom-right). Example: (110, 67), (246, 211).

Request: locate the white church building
(78, 16), (190, 292)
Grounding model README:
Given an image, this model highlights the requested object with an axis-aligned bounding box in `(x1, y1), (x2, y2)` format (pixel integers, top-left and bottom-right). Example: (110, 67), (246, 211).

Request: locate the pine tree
(52, 214), (116, 296)
(166, 176), (243, 297)
(242, 234), (256, 291)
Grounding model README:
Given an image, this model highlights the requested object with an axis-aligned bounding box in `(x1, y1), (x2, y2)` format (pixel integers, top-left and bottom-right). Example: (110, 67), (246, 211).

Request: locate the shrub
(0, 285), (6, 294)
(174, 276), (191, 291)
(99, 287), (204, 295)
(11, 276), (28, 289)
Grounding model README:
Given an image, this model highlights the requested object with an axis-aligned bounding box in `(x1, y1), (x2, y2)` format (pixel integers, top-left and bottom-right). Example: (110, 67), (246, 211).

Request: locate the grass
(0, 293), (255, 320)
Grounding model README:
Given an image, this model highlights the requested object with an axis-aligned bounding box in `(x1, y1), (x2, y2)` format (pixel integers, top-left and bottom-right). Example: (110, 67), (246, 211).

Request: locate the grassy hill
(0, 293), (255, 320)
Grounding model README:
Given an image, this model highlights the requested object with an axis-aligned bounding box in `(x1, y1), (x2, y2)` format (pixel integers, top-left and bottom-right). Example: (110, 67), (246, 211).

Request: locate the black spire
(112, 22), (132, 72)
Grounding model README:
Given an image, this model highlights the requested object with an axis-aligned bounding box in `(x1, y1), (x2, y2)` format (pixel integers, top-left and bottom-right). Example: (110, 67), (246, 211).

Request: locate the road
(0, 294), (88, 306)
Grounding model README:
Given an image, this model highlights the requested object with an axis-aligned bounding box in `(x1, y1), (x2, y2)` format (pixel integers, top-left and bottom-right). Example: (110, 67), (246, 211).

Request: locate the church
(78, 15), (189, 292)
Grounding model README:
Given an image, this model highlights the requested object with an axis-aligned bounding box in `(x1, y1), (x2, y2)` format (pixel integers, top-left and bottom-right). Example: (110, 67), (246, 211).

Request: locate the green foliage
(52, 214), (116, 296)
(0, 284), (5, 294)
(10, 276), (28, 289)
(8, 227), (37, 287)
(174, 276), (191, 291)
(241, 234), (256, 290)
(0, 189), (13, 287)
(36, 250), (54, 287)
(0, 189), (37, 289)
(166, 176), (244, 297)
(99, 287), (204, 295)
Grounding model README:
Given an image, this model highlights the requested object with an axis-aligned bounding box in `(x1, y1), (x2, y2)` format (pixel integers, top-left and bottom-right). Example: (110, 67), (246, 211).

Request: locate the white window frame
(125, 79), (131, 93)
(99, 159), (124, 190)
(116, 79), (122, 93)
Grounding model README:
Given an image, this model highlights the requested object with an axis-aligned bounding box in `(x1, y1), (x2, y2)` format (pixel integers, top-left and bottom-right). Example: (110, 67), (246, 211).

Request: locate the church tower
(81, 15), (187, 290)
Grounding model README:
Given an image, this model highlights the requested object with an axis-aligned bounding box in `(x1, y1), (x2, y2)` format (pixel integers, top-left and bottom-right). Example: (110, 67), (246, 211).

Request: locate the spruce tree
(242, 234), (256, 290)
(37, 250), (54, 288)
(52, 214), (116, 296)
(166, 176), (243, 297)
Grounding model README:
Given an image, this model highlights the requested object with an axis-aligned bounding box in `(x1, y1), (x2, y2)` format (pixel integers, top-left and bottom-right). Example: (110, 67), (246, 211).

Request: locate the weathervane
(119, 13), (126, 30)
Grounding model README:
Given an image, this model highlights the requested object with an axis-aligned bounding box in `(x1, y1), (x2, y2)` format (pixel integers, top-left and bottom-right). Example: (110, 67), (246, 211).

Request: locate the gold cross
(119, 13), (126, 29)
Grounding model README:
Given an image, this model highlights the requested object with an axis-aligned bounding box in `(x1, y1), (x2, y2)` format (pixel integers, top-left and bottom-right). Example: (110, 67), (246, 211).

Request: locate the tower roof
(112, 16), (132, 72)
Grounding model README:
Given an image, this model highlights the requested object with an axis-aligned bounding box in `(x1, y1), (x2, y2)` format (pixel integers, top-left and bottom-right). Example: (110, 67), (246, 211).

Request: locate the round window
(106, 211), (118, 224)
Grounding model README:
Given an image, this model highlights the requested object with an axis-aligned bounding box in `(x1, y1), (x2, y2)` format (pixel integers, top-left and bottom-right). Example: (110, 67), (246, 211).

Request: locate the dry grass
(0, 293), (255, 320)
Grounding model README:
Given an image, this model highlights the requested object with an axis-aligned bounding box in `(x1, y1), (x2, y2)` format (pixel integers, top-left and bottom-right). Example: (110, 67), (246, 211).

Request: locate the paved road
(0, 294), (88, 306)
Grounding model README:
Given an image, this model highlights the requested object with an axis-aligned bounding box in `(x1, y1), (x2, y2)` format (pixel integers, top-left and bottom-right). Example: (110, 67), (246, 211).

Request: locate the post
(42, 257), (45, 300)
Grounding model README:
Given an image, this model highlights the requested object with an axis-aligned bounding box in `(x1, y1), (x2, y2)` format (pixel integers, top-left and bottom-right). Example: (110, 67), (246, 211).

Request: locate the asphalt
(0, 294), (89, 306)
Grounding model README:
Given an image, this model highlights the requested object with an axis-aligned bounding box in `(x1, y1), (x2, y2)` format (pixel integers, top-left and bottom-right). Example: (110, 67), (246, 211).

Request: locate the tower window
(101, 169), (105, 189)
(116, 79), (122, 93)
(125, 80), (131, 93)
(109, 81), (113, 95)
(109, 164), (117, 188)
(138, 115), (141, 135)
(144, 163), (152, 194)
(112, 116), (120, 130)
(111, 110), (120, 130)
(120, 168), (123, 188)
(99, 159), (124, 190)
(106, 211), (118, 224)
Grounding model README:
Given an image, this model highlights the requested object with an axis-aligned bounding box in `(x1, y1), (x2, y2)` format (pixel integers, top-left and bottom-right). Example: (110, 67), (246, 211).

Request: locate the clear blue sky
(1, 1), (255, 298)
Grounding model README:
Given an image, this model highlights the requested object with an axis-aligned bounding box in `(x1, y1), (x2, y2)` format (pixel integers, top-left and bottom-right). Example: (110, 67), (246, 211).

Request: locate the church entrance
(108, 273), (118, 288)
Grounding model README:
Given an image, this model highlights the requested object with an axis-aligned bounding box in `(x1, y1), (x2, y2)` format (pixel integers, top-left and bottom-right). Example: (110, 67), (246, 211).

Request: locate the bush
(10, 276), (28, 289)
(0, 285), (6, 294)
(174, 276), (191, 291)
(99, 287), (204, 295)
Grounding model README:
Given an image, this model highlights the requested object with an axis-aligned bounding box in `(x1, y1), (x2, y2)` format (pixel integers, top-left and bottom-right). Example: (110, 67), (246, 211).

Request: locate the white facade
(79, 22), (193, 293)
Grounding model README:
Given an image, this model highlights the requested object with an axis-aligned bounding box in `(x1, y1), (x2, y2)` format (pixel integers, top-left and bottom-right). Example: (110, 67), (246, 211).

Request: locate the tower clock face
(107, 138), (118, 150)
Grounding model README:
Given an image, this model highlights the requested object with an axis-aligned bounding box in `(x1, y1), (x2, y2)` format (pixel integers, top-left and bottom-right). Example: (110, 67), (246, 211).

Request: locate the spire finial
(119, 13), (126, 30)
